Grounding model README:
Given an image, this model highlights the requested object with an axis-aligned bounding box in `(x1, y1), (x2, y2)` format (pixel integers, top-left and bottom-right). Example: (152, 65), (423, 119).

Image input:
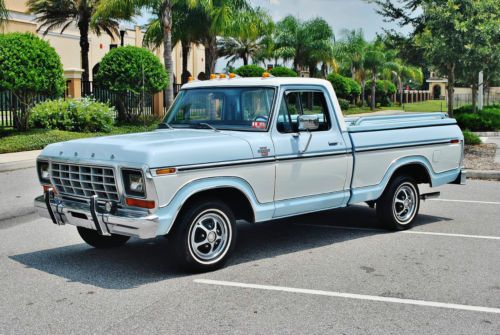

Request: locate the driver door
(272, 89), (349, 218)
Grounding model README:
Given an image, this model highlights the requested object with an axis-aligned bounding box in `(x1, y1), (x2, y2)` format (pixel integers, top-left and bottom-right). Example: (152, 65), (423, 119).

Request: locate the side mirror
(298, 115), (320, 131)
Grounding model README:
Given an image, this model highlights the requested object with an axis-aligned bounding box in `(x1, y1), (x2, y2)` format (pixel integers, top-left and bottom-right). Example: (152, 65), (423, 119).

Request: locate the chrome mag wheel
(188, 209), (231, 265)
(392, 182), (418, 224)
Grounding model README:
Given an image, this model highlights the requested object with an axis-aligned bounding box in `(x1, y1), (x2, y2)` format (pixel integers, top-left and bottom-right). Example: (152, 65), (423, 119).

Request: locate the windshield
(162, 87), (275, 131)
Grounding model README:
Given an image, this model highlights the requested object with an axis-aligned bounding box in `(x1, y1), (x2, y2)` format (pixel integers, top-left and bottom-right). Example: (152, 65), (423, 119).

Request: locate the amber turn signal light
(156, 167), (177, 175)
(125, 198), (155, 209)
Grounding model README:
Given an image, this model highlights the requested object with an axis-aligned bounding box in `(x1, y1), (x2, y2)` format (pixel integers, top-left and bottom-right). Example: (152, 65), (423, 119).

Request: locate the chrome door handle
(328, 141), (339, 146)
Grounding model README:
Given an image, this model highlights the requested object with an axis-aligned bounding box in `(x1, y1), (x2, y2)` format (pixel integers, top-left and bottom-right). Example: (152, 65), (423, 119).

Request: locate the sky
(136, 0), (412, 71)
(249, 0), (410, 41)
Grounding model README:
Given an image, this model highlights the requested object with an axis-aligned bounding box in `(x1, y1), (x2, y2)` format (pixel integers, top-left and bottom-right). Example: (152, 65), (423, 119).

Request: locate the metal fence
(0, 91), (59, 128)
(82, 81), (154, 118)
(452, 92), (500, 109)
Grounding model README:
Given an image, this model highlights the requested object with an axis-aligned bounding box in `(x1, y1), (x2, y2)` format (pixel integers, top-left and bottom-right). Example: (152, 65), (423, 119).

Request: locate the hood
(40, 129), (254, 168)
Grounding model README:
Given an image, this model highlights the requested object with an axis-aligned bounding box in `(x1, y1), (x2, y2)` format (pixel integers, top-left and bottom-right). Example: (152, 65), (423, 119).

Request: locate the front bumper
(34, 191), (160, 239)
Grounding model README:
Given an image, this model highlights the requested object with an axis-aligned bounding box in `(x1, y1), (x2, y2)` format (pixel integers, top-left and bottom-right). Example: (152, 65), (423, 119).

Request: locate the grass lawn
(345, 100), (446, 115)
(0, 123), (158, 154)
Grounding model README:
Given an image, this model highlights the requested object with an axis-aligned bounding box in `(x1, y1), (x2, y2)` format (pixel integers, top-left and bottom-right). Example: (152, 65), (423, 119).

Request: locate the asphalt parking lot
(0, 179), (499, 334)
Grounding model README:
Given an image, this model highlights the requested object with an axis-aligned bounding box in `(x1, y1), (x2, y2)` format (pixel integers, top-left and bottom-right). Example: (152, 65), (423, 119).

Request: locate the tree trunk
(361, 81), (366, 107)
(181, 40), (190, 84)
(242, 54), (248, 66)
(204, 36), (217, 76)
(308, 64), (316, 78)
(471, 84), (478, 113)
(78, 17), (90, 93)
(321, 63), (328, 79)
(162, 2), (174, 109)
(446, 64), (455, 118)
(371, 74), (376, 111)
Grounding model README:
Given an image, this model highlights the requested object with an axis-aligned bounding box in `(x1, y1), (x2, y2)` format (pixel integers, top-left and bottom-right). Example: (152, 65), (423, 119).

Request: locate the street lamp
(119, 24), (127, 47)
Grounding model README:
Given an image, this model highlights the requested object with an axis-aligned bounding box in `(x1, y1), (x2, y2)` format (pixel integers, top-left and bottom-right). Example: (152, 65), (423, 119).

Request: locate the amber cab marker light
(156, 167), (177, 175)
(188, 76), (194, 82)
(262, 72), (271, 78)
(210, 74), (217, 80)
(126, 198), (155, 209)
(229, 73), (236, 79)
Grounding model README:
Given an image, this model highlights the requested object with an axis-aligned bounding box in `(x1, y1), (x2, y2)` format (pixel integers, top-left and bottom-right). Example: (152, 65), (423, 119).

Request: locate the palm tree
(363, 43), (387, 110)
(28, 0), (121, 87)
(199, 0), (251, 76)
(143, 1), (206, 84)
(217, 8), (274, 67)
(384, 60), (423, 105)
(274, 16), (334, 77)
(0, 0), (9, 28)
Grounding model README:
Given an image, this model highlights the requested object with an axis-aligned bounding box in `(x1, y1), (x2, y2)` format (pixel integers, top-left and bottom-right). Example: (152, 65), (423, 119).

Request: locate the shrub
(346, 78), (361, 98)
(327, 73), (351, 99)
(462, 130), (481, 145)
(270, 66), (297, 77)
(96, 46), (168, 121)
(234, 65), (266, 77)
(338, 98), (350, 111)
(454, 105), (500, 131)
(365, 80), (396, 106)
(0, 33), (65, 130)
(29, 97), (114, 132)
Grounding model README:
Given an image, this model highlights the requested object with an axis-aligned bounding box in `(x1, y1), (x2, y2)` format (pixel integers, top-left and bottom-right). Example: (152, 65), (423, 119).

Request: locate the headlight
(37, 160), (50, 184)
(122, 169), (146, 197)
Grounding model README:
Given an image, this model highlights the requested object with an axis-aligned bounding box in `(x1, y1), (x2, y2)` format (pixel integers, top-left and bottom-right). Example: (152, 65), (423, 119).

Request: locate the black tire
(376, 175), (420, 230)
(169, 199), (237, 273)
(77, 226), (130, 248)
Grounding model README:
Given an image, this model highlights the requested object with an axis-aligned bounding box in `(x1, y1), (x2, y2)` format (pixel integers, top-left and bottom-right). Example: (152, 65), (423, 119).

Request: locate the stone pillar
(64, 69), (84, 99)
(135, 26), (142, 47)
(153, 91), (164, 118)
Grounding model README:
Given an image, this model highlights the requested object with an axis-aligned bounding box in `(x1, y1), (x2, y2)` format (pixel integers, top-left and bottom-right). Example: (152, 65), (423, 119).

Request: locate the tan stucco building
(3, 0), (206, 85)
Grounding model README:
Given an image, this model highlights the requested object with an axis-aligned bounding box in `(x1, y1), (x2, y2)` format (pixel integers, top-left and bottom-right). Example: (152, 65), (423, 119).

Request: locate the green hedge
(29, 97), (115, 132)
(234, 65), (266, 77)
(270, 66), (297, 77)
(454, 105), (500, 131)
(462, 130), (481, 145)
(338, 98), (350, 111)
(327, 73), (351, 99)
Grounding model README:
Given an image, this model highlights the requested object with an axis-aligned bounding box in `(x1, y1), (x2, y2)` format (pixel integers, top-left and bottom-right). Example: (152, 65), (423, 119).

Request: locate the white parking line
(428, 198), (500, 205)
(194, 279), (500, 314)
(294, 224), (500, 240)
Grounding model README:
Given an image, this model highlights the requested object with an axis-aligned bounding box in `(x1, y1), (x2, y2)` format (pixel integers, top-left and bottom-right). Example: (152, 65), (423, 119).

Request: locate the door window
(277, 91), (331, 133)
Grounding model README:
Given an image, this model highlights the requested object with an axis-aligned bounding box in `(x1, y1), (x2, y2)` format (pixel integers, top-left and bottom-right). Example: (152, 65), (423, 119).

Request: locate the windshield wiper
(198, 123), (219, 132)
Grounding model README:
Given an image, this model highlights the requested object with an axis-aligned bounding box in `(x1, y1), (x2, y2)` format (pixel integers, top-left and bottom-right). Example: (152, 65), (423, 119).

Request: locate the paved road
(0, 179), (499, 334)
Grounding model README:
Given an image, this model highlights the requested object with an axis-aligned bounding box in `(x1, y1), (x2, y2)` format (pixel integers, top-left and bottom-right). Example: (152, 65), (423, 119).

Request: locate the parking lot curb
(467, 169), (500, 181)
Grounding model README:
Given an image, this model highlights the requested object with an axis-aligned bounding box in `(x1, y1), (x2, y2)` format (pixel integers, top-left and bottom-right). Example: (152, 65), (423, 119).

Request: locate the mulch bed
(464, 143), (500, 171)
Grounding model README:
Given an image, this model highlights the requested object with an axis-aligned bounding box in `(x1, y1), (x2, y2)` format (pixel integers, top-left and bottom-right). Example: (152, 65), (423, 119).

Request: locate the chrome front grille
(51, 162), (119, 201)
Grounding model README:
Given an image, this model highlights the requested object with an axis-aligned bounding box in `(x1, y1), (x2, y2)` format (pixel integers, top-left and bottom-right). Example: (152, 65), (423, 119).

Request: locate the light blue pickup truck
(35, 77), (465, 271)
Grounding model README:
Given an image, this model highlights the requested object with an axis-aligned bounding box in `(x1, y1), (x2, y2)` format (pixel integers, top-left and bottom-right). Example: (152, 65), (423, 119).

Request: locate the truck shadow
(9, 205), (449, 290)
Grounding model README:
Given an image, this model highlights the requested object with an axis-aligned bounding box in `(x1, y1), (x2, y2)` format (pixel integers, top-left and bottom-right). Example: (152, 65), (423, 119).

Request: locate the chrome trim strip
(355, 139), (453, 153)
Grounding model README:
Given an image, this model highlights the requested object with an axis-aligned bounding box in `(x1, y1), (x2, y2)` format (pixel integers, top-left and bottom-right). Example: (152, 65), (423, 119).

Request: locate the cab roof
(181, 77), (331, 89)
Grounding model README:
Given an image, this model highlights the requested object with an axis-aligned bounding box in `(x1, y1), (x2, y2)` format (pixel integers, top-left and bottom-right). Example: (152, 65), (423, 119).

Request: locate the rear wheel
(170, 199), (236, 272)
(77, 226), (130, 248)
(376, 175), (420, 230)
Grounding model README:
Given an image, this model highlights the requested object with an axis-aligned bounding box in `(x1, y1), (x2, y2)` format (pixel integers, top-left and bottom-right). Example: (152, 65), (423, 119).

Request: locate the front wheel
(376, 175), (420, 230)
(169, 200), (236, 272)
(77, 226), (130, 248)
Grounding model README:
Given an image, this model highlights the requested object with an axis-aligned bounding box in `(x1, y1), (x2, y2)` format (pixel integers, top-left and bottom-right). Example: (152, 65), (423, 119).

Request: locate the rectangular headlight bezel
(122, 169), (147, 198)
(37, 160), (51, 184)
